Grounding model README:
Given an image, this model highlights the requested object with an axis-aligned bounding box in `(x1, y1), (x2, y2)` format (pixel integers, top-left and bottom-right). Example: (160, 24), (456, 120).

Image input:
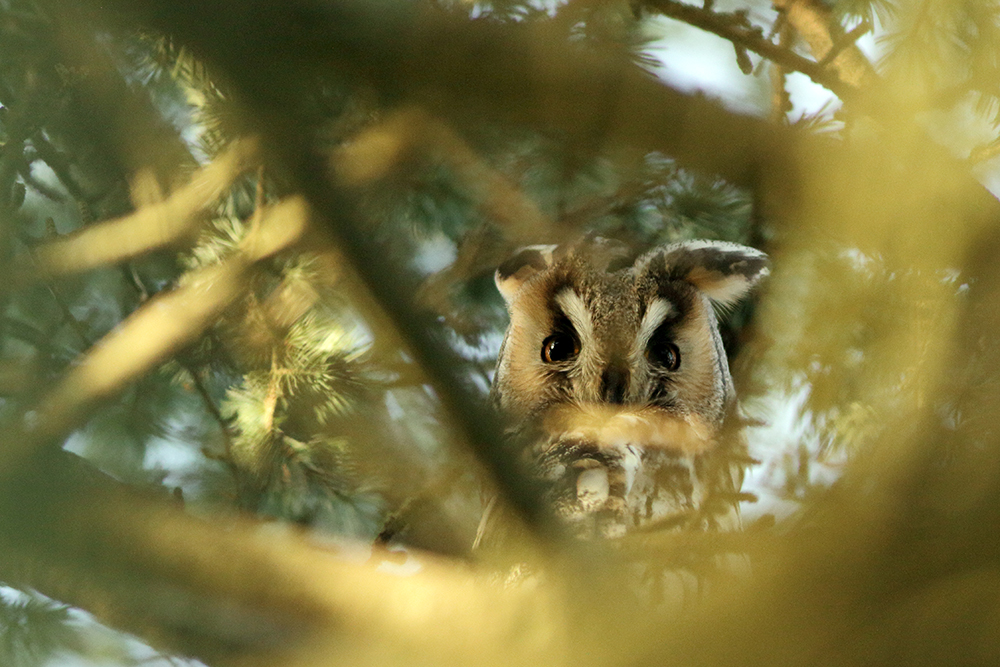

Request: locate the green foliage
(747, 243), (969, 463)
(0, 590), (80, 667)
(1, 0), (998, 663)
(878, 0), (1000, 125)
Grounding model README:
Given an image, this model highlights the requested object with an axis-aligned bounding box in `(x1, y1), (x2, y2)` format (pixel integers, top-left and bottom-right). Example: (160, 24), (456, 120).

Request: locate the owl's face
(492, 239), (768, 451)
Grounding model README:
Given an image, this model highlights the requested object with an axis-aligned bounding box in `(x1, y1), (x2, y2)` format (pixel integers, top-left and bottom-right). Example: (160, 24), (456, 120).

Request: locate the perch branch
(816, 19), (871, 68)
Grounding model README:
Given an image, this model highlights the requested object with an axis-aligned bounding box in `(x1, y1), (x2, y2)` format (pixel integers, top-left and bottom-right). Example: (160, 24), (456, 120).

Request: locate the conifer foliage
(0, 0), (998, 666)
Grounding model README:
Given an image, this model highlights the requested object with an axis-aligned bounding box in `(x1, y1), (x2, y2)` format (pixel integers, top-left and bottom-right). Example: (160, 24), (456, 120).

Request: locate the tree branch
(816, 19), (871, 69)
(770, 0), (877, 88)
(642, 0), (856, 98)
(0, 449), (567, 667)
(14, 138), (259, 283)
(15, 197), (308, 460)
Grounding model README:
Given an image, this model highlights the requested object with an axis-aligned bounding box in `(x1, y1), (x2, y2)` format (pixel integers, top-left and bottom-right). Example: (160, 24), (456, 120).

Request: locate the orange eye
(541, 333), (580, 363)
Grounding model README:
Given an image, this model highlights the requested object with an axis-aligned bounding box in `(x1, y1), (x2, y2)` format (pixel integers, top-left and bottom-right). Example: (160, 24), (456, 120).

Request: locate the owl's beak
(600, 362), (630, 405)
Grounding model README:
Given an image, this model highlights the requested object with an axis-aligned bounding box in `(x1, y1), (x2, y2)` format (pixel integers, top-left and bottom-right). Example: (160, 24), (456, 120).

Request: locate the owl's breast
(527, 402), (740, 539)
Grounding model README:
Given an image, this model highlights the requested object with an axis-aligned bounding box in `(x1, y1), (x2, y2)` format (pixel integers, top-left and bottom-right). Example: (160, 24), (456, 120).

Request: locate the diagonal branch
(816, 19), (870, 69)
(16, 138), (259, 283)
(12, 197), (308, 464)
(0, 450), (567, 667)
(642, 0), (857, 98)
(771, 0), (877, 88)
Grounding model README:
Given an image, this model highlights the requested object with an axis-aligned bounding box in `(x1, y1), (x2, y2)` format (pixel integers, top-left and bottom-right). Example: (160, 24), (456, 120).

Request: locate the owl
(483, 237), (768, 544)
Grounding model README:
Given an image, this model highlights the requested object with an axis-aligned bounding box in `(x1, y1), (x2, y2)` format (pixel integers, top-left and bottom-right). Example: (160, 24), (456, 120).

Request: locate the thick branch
(68, 0), (805, 193)
(0, 450), (566, 667)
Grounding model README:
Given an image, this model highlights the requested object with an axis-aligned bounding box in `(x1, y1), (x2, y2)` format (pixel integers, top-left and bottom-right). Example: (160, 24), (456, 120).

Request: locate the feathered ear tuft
(494, 244), (558, 305)
(646, 240), (769, 307)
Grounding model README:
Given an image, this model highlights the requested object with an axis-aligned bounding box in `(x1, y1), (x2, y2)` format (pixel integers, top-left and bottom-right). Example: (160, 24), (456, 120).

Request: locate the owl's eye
(647, 334), (681, 371)
(541, 332), (580, 364)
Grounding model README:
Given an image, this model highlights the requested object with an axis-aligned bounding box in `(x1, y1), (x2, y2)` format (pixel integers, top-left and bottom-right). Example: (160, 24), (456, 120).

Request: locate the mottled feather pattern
(485, 237), (767, 549)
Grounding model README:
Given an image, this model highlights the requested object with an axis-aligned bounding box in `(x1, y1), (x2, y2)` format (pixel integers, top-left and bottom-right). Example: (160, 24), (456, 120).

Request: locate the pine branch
(768, 21), (795, 124)
(335, 106), (551, 242)
(816, 19), (871, 69)
(558, 178), (658, 229)
(336, 107), (554, 330)
(19, 197), (309, 454)
(771, 0), (877, 89)
(14, 138), (259, 283)
(641, 0), (856, 98)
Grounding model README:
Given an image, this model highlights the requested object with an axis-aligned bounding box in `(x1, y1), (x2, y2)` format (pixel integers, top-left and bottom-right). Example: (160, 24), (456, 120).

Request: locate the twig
(642, 0), (855, 98)
(771, 0), (878, 88)
(17, 162), (66, 202)
(29, 132), (88, 201)
(126, 264), (150, 302)
(16, 229), (93, 349)
(817, 19), (871, 68)
(182, 362), (232, 446)
(768, 20), (795, 124)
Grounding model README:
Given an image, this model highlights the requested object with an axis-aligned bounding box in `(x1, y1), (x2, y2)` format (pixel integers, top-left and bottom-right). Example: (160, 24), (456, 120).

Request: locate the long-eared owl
(484, 237), (768, 542)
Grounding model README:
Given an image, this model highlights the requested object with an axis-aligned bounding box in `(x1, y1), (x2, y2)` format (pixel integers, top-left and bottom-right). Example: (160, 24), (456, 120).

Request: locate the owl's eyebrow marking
(554, 288), (593, 341)
(636, 298), (676, 350)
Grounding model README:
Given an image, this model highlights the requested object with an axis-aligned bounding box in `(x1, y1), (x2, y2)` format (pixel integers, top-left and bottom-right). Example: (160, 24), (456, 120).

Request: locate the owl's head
(491, 238), (768, 451)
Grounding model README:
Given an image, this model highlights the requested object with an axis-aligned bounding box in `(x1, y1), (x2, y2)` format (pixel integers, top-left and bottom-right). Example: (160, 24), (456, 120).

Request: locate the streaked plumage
(485, 237), (768, 541)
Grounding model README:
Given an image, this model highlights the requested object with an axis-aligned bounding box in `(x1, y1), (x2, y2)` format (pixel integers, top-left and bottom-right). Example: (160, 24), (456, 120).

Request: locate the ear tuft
(650, 240), (769, 307)
(495, 244), (558, 304)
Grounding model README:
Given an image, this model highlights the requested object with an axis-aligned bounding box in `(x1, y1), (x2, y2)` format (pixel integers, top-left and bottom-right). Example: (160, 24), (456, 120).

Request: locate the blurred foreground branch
(13, 196), (308, 462)
(770, 0), (877, 88)
(642, 0), (857, 97)
(5, 2), (1000, 666)
(0, 451), (566, 667)
(16, 138), (260, 281)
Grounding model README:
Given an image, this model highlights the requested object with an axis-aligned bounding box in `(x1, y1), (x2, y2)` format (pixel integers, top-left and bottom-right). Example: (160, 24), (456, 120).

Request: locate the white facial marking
(554, 288), (593, 342)
(636, 298), (675, 351)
